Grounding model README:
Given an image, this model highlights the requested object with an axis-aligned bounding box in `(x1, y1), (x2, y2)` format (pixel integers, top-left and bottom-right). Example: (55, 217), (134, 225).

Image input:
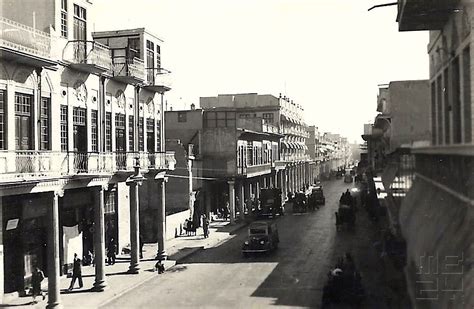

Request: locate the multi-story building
(0, 1), (174, 306)
(165, 107), (204, 225)
(200, 93), (311, 207)
(306, 125), (322, 182)
(396, 1), (473, 307)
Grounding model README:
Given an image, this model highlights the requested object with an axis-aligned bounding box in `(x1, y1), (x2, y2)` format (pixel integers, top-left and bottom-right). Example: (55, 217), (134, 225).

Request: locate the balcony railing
(112, 56), (145, 82)
(63, 40), (112, 72)
(0, 16), (51, 58)
(144, 67), (172, 92)
(0, 151), (176, 182)
(237, 163), (272, 177)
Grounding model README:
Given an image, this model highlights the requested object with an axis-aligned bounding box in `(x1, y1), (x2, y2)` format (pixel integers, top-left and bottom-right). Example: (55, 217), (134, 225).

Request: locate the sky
(94, 0), (429, 144)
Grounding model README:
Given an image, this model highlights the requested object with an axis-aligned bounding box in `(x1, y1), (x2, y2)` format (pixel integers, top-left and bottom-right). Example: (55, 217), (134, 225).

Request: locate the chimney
(190, 103), (196, 110)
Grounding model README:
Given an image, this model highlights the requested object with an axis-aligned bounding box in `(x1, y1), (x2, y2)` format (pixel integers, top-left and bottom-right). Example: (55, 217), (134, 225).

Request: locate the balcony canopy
(397, 0), (460, 31)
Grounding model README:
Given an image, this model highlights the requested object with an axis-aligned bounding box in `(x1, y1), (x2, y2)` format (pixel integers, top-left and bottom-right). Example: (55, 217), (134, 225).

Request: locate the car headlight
(260, 240), (265, 245)
(244, 241), (249, 245)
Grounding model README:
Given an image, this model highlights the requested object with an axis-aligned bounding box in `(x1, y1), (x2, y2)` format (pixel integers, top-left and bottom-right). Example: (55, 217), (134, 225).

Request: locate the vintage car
(258, 188), (284, 217)
(311, 185), (326, 206)
(293, 192), (308, 213)
(242, 221), (279, 256)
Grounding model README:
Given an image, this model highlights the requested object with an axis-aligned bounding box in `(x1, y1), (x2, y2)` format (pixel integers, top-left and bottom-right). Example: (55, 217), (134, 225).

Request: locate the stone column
(128, 182), (140, 273)
(263, 177), (267, 188)
(47, 190), (62, 309)
(274, 172), (278, 188)
(239, 182), (245, 221)
(156, 179), (167, 259)
(92, 185), (107, 291)
(228, 180), (235, 224)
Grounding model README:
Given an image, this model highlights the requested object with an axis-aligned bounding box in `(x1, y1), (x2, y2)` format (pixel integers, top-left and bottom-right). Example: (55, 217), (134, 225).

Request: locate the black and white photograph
(0, 0), (471, 308)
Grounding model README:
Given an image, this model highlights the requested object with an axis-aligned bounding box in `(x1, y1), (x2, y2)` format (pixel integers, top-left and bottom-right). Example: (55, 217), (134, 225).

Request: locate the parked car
(258, 188), (284, 217)
(311, 185), (326, 206)
(242, 221), (279, 256)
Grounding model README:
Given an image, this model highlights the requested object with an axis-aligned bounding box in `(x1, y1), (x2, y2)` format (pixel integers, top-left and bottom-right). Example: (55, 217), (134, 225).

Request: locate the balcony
(0, 17), (56, 67)
(112, 56), (145, 84)
(143, 68), (172, 93)
(0, 151), (176, 184)
(397, 0), (459, 31)
(63, 40), (112, 74)
(237, 163), (272, 178)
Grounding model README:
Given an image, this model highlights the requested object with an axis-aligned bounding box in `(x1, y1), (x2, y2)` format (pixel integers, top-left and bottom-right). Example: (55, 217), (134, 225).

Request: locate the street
(102, 179), (404, 309)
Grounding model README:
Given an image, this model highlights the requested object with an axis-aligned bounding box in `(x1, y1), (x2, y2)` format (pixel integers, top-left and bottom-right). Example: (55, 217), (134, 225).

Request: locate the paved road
(102, 179), (359, 308)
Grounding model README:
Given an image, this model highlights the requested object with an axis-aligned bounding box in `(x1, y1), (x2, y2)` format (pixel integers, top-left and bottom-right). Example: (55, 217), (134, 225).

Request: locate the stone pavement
(2, 219), (247, 308)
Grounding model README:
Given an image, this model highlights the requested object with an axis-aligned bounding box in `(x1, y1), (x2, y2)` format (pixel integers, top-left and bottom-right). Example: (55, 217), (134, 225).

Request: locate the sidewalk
(2, 220), (247, 308)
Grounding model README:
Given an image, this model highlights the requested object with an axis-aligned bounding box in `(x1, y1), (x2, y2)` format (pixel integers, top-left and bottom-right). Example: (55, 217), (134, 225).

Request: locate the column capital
(54, 189), (64, 198)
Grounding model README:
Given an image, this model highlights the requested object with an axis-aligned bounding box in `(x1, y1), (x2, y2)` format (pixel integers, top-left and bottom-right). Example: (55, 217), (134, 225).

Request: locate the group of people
(322, 252), (364, 306)
(339, 189), (355, 206)
(183, 214), (210, 238)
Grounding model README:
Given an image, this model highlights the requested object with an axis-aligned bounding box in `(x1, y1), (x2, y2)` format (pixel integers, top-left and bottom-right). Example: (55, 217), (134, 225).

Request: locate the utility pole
(188, 144), (195, 219)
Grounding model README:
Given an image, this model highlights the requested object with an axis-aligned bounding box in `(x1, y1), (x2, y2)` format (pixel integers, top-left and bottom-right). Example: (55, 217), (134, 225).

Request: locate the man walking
(68, 253), (83, 291)
(107, 237), (117, 265)
(202, 214), (209, 238)
(31, 266), (45, 302)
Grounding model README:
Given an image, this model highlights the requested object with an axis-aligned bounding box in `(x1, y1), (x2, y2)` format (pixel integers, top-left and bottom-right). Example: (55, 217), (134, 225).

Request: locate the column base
(91, 280), (107, 292)
(127, 263), (140, 274)
(46, 301), (63, 309)
(155, 250), (168, 260)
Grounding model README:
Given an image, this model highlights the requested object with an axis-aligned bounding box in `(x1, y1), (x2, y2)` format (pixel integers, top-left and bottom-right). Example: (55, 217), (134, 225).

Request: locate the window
(128, 37), (140, 59)
(146, 40), (155, 82)
(91, 110), (98, 152)
(0, 90), (5, 150)
(156, 120), (161, 151)
(239, 113), (251, 119)
(60, 105), (68, 151)
(463, 46), (472, 143)
(72, 107), (86, 125)
(263, 113), (274, 124)
(138, 117), (144, 151)
(178, 112), (187, 122)
(105, 112), (112, 152)
(146, 118), (155, 152)
(61, 0), (68, 38)
(73, 4), (86, 41)
(128, 115), (134, 151)
(40, 97), (50, 150)
(204, 111), (235, 128)
(105, 190), (116, 214)
(156, 45), (161, 69)
(15, 93), (33, 150)
(115, 114), (126, 152)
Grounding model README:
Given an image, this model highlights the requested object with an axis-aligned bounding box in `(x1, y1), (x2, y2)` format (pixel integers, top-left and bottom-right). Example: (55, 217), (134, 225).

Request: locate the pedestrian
(68, 253), (83, 291)
(31, 266), (45, 302)
(139, 233), (144, 259)
(202, 214), (209, 238)
(186, 218), (193, 236)
(154, 260), (165, 274)
(107, 237), (117, 265)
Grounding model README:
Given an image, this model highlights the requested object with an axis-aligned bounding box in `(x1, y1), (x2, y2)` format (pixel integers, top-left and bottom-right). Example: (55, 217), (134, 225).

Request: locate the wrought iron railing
(144, 67), (172, 88)
(0, 150), (176, 181)
(0, 16), (51, 58)
(63, 40), (112, 69)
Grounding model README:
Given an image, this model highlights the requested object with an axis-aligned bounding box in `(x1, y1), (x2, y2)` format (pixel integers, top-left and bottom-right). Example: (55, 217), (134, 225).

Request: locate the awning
(382, 163), (399, 191)
(281, 141), (289, 149)
(289, 142), (297, 149)
(400, 177), (472, 308)
(296, 143), (303, 149)
(303, 144), (308, 150)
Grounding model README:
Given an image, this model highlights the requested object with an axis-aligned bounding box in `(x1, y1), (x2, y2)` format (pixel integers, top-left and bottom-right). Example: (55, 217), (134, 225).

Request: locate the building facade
(0, 1), (174, 306)
(397, 1), (473, 307)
